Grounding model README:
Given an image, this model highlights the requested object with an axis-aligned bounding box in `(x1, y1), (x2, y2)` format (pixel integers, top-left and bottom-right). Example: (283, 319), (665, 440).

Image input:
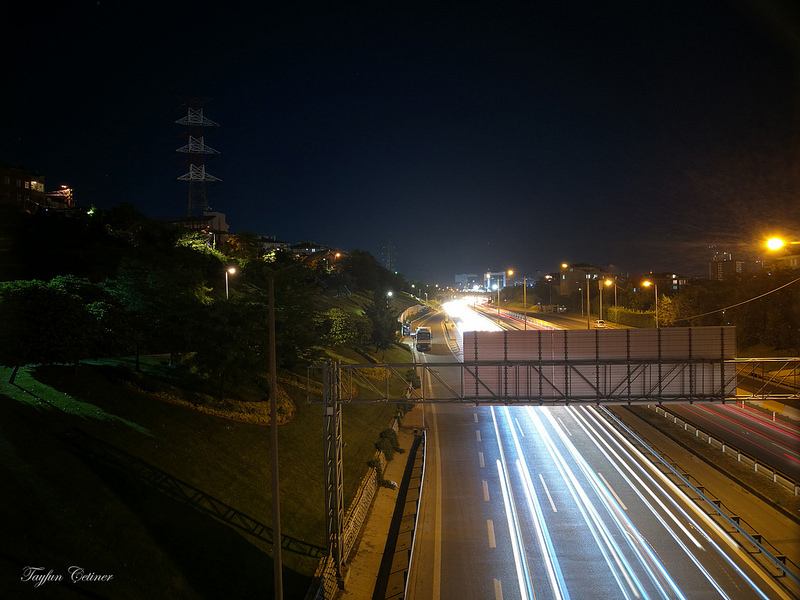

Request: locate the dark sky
(3, 0), (799, 283)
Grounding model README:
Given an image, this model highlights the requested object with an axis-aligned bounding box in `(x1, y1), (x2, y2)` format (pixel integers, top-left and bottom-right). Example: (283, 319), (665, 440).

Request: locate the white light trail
(580, 407), (788, 600)
(536, 407), (687, 599)
(442, 299), (502, 332)
(523, 407), (648, 600)
(496, 407), (570, 600)
(490, 407), (534, 600)
(496, 459), (531, 600)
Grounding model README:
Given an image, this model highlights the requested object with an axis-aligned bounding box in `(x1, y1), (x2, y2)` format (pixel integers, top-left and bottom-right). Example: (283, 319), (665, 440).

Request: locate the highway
(406, 304), (800, 600)
(476, 302), (800, 483)
(666, 402), (800, 481)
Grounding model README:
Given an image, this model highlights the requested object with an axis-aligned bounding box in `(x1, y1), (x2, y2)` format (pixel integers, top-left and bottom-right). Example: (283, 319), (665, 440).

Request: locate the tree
(316, 308), (361, 347)
(339, 250), (397, 292)
(0, 280), (101, 381)
(239, 255), (325, 369)
(189, 299), (270, 398)
(105, 255), (211, 365)
(224, 231), (264, 261)
(364, 290), (398, 349)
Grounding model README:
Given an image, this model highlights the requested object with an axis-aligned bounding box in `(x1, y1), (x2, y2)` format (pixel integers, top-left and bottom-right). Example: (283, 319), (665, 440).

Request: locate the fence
(306, 417), (399, 600)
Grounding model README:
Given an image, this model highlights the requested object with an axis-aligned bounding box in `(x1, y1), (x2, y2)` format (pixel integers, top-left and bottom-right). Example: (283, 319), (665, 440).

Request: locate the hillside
(0, 341), (414, 599)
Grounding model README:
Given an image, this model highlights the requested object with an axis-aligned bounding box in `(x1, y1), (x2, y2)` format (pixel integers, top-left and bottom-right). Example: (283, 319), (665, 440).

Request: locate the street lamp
(522, 276), (527, 330)
(597, 278), (606, 322)
(767, 237), (785, 251)
(604, 279), (616, 322)
(643, 280), (659, 328)
(225, 266), (237, 299)
(586, 275), (591, 329)
(766, 237), (800, 252)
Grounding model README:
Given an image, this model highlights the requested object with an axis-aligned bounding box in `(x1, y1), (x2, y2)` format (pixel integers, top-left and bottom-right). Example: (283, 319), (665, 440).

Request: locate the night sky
(3, 0), (799, 283)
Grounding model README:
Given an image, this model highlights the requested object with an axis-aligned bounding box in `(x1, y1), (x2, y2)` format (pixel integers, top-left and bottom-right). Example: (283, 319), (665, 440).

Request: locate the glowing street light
(643, 280), (659, 328)
(767, 238), (785, 251)
(225, 266), (237, 299)
(604, 279), (617, 321)
(767, 237), (799, 251)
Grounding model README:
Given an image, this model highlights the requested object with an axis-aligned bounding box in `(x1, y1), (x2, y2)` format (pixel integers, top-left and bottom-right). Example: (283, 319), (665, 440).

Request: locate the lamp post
(643, 280), (659, 328)
(523, 276), (527, 330)
(265, 257), (314, 600)
(267, 273), (282, 598)
(225, 266), (236, 299)
(586, 275), (591, 329)
(604, 279), (616, 322)
(598, 278), (604, 322)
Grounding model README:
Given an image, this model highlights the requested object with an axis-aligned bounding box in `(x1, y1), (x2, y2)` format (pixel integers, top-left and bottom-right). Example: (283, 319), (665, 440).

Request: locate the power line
(676, 276), (800, 322)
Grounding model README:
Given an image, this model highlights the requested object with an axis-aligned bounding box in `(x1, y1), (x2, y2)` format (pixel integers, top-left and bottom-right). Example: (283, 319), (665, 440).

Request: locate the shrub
(376, 437), (394, 461)
(379, 428), (399, 451)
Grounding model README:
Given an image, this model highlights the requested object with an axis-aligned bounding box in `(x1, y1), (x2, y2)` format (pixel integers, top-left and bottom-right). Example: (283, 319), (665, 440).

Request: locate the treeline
(0, 204), (429, 388)
(507, 271), (800, 352)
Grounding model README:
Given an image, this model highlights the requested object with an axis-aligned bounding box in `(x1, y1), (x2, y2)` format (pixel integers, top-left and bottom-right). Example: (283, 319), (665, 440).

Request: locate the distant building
(767, 250), (800, 271)
(291, 241), (330, 256)
(0, 164), (47, 213)
(172, 210), (230, 248)
(708, 249), (744, 281)
(258, 235), (291, 254)
(642, 272), (689, 293)
(454, 273), (480, 290)
(484, 270), (511, 290)
(559, 263), (605, 297)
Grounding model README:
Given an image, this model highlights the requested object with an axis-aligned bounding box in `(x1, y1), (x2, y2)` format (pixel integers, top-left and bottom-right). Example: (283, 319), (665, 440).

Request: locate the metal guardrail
(649, 405), (800, 496)
(602, 407), (800, 594)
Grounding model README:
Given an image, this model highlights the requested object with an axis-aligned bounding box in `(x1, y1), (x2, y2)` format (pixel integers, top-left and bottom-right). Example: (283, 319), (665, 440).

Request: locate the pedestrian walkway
(339, 407), (425, 599)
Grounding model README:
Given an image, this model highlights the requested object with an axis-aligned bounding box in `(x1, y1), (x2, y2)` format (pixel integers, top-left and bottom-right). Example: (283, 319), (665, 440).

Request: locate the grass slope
(0, 353), (406, 599)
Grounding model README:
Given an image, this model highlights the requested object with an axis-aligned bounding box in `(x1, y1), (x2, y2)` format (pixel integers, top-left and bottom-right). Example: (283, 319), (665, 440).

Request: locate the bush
(379, 428), (399, 451)
(376, 437), (394, 461)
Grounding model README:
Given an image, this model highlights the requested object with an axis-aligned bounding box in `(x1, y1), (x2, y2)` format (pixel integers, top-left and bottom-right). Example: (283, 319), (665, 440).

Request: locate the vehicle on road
(594, 319), (606, 328)
(415, 327), (432, 351)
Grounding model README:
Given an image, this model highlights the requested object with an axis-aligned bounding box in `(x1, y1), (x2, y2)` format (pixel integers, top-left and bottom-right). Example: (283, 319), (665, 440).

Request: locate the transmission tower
(176, 101), (221, 217)
(382, 240), (396, 273)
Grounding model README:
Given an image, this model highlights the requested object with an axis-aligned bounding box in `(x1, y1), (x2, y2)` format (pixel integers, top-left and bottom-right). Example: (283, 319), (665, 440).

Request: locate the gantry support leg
(323, 360), (345, 586)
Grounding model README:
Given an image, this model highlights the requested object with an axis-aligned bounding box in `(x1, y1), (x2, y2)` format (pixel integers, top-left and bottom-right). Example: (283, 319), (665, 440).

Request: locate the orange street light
(767, 237), (799, 251)
(643, 280), (659, 328)
(604, 279), (617, 319)
(767, 238), (785, 251)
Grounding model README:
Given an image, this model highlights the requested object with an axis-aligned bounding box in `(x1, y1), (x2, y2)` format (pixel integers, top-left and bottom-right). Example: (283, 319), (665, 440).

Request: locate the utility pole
(268, 275), (283, 599)
(523, 277), (527, 330)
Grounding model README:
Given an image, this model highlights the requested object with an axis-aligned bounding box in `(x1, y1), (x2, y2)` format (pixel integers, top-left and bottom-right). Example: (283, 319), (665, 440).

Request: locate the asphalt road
(405, 306), (799, 600)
